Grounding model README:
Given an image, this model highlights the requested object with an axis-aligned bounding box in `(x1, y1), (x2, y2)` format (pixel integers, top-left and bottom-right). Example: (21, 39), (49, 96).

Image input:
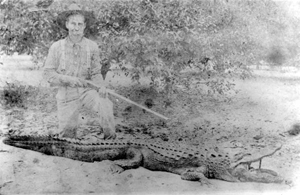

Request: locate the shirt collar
(66, 36), (86, 48)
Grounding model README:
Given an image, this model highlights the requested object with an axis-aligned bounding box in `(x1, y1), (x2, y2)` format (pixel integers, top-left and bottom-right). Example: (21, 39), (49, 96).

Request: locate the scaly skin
(3, 135), (285, 184)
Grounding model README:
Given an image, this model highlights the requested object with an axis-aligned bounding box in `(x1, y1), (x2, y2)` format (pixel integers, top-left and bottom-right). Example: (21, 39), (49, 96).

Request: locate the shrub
(1, 0), (299, 96)
(0, 82), (29, 108)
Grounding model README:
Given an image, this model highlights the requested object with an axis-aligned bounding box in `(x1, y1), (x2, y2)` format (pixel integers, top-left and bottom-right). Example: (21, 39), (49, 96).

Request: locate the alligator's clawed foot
(232, 166), (284, 183)
(200, 178), (213, 188)
(109, 163), (124, 174)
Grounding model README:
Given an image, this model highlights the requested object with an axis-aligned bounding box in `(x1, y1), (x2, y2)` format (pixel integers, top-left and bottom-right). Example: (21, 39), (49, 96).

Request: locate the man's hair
(66, 12), (87, 24)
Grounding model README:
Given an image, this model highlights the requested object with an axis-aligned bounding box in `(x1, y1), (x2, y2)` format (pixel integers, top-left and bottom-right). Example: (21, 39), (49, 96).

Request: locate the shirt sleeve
(43, 41), (67, 86)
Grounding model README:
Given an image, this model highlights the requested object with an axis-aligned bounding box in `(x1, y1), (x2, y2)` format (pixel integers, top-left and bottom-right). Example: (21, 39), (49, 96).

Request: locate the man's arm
(43, 42), (85, 88)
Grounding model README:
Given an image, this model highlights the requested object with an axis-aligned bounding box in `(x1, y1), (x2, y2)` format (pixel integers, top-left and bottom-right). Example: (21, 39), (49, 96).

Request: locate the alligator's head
(207, 161), (285, 183)
(3, 135), (63, 155)
(210, 144), (285, 183)
(229, 164), (284, 183)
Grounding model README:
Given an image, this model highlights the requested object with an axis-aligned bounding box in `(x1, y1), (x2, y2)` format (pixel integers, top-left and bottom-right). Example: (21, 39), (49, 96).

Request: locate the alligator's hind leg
(110, 148), (143, 173)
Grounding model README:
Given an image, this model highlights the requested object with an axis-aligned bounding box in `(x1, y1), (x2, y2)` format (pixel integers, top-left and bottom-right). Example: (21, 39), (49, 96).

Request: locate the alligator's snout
(231, 165), (284, 183)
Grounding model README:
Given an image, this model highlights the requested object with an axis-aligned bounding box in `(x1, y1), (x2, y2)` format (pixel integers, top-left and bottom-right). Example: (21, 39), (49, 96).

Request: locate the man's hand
(58, 76), (81, 87)
(66, 77), (87, 88)
(60, 76), (90, 88)
(65, 77), (96, 89)
(77, 78), (90, 88)
(81, 79), (99, 90)
(67, 78), (107, 97)
(80, 79), (108, 98)
(84, 80), (108, 98)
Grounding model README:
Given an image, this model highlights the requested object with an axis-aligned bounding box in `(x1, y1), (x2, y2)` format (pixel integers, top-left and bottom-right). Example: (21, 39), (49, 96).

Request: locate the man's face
(66, 14), (86, 38)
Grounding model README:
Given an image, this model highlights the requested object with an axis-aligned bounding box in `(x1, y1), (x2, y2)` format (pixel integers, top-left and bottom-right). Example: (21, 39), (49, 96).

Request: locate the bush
(0, 82), (30, 108)
(1, 0), (299, 96)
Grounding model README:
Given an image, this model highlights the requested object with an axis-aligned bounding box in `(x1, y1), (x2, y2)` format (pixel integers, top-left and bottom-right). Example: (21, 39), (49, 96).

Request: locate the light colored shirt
(43, 36), (102, 100)
(44, 36), (101, 80)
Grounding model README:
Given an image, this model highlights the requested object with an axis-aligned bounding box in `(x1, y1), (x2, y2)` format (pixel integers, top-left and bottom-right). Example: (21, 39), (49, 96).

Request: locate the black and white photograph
(0, 0), (299, 194)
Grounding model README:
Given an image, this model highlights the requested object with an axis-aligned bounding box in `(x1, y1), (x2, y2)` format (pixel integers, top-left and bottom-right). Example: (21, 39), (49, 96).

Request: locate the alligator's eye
(211, 154), (216, 158)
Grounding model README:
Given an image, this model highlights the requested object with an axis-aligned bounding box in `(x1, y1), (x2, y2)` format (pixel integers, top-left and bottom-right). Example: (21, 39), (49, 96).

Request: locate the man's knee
(81, 89), (99, 107)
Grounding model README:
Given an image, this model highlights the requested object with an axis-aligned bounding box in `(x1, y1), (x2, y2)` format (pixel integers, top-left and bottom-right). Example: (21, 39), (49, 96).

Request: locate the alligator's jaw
(224, 144), (284, 183)
(230, 165), (284, 183)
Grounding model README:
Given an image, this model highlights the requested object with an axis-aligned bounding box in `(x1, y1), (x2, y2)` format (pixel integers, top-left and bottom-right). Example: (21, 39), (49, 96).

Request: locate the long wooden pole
(107, 89), (169, 120)
(85, 80), (169, 120)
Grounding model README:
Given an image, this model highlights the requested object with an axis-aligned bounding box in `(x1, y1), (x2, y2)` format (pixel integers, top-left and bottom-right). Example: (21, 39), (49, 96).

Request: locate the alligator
(3, 135), (285, 184)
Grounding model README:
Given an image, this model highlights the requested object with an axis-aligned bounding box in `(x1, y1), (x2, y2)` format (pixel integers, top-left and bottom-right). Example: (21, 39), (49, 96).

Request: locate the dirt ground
(1, 55), (300, 195)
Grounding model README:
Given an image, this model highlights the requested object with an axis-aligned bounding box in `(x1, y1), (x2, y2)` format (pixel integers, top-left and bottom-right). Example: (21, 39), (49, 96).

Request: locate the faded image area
(1, 0), (300, 195)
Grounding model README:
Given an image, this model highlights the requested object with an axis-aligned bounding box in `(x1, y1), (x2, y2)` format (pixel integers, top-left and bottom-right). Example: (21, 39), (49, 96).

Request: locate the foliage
(0, 82), (30, 108)
(1, 0), (299, 97)
(0, 0), (66, 64)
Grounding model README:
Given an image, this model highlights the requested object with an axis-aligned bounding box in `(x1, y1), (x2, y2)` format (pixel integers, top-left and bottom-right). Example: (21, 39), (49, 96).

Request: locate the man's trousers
(55, 87), (115, 138)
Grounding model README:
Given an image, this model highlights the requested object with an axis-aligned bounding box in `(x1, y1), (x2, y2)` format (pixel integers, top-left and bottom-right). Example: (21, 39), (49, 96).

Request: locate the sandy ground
(0, 55), (300, 195)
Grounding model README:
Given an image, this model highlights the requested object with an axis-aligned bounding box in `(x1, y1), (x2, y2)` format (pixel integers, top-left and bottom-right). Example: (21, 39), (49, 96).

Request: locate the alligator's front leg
(109, 148), (143, 173)
(171, 166), (212, 186)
